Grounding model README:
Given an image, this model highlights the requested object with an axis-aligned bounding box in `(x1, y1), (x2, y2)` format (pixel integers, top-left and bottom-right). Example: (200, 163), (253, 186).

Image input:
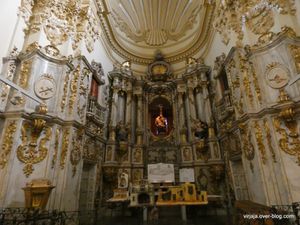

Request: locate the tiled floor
(98, 215), (233, 225)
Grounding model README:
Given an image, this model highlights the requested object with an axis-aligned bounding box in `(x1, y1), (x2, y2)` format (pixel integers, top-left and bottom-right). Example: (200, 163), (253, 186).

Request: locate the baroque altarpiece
(102, 52), (224, 204)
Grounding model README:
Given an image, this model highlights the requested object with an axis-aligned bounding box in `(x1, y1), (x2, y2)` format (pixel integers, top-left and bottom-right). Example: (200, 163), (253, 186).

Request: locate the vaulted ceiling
(97, 0), (215, 75)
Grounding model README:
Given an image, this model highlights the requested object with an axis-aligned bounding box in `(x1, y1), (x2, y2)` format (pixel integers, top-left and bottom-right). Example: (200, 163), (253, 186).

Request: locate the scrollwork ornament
(0, 121), (17, 168)
(273, 117), (300, 165)
(17, 121), (52, 177)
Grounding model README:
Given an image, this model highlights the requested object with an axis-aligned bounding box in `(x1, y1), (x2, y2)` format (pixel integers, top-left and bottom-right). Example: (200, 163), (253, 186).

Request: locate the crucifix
(154, 104), (167, 134)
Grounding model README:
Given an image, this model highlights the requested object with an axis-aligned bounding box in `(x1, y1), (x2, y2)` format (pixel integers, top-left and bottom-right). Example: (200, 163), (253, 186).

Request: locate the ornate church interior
(0, 0), (300, 224)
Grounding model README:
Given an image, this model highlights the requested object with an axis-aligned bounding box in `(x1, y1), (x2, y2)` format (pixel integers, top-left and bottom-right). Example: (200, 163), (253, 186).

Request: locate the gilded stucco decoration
(60, 128), (70, 169)
(212, 0), (296, 45)
(0, 121), (17, 169)
(264, 119), (276, 163)
(110, 0), (201, 46)
(70, 129), (84, 176)
(51, 128), (60, 169)
(265, 62), (290, 89)
(223, 56), (244, 116)
(239, 123), (255, 171)
(273, 116), (300, 165)
(239, 52), (262, 106)
(289, 45), (300, 73)
(24, 0), (100, 52)
(254, 121), (266, 164)
(19, 60), (32, 88)
(17, 120), (52, 177)
(60, 68), (71, 112)
(97, 0), (214, 67)
(69, 65), (80, 115)
(19, 0), (34, 34)
(77, 67), (90, 122)
(0, 48), (18, 105)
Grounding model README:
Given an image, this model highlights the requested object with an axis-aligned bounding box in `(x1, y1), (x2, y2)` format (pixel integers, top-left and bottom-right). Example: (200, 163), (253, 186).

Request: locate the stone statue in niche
(133, 148), (142, 163)
(116, 121), (128, 142)
(154, 105), (167, 135)
(194, 119), (208, 139)
(106, 146), (112, 161)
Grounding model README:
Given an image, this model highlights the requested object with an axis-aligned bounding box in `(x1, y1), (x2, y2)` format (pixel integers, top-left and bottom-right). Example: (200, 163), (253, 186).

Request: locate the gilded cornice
(249, 27), (300, 54)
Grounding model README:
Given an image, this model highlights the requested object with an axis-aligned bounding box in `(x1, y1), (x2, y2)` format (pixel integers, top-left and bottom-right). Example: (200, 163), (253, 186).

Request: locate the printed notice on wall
(179, 168), (195, 183)
(148, 163), (175, 183)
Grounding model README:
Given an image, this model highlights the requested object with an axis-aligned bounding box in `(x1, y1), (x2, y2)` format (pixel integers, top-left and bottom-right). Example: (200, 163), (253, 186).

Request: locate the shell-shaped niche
(145, 30), (168, 46)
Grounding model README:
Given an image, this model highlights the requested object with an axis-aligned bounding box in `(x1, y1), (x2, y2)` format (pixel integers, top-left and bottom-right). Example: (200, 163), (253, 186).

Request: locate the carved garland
(19, 60), (32, 88)
(254, 121), (266, 164)
(0, 121), (17, 168)
(51, 128), (60, 169)
(70, 129), (83, 177)
(239, 123), (255, 172)
(17, 120), (52, 177)
(60, 69), (71, 112)
(68, 65), (80, 115)
(264, 119), (276, 162)
(60, 128), (70, 169)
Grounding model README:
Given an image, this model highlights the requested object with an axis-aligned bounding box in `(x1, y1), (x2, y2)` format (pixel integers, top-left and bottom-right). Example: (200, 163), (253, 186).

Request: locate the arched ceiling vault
(96, 0), (215, 75)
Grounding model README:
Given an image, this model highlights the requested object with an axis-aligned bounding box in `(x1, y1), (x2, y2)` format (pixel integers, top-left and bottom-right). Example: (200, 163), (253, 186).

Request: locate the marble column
(136, 95), (142, 129)
(187, 87), (197, 121)
(136, 94), (143, 145)
(195, 87), (205, 121)
(178, 92), (187, 143)
(125, 91), (132, 125)
(118, 91), (126, 122)
(111, 89), (119, 126)
(178, 92), (184, 127)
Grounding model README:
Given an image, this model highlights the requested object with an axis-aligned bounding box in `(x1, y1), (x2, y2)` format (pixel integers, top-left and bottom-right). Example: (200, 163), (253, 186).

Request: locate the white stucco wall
(0, 0), (26, 72)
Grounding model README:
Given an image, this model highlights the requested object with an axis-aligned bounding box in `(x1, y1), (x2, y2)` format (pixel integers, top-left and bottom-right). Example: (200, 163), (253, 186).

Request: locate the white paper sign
(148, 163), (175, 183)
(179, 168), (195, 183)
